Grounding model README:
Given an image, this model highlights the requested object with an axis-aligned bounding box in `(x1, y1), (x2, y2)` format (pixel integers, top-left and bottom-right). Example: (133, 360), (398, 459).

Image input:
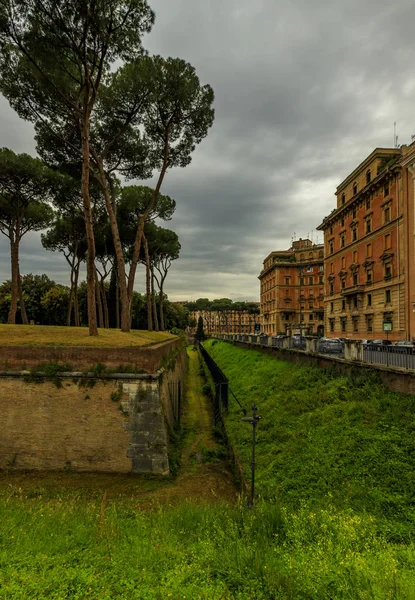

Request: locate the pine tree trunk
(151, 267), (159, 331)
(81, 117), (98, 336)
(127, 145), (169, 310)
(159, 284), (165, 331)
(18, 266), (28, 325)
(7, 238), (19, 324)
(101, 278), (109, 329)
(96, 165), (130, 332)
(95, 268), (104, 329)
(143, 235), (153, 331)
(74, 263), (80, 327)
(67, 253), (77, 326)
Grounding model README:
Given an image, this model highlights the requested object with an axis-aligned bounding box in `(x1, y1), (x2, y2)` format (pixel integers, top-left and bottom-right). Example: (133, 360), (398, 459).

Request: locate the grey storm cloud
(1, 0), (415, 301)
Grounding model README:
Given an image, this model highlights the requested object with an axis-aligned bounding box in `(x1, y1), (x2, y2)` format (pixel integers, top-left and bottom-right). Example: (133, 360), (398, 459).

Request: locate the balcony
(340, 284), (365, 297)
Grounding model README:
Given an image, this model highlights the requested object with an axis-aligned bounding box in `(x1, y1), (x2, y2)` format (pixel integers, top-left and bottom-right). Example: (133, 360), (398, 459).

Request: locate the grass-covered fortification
(0, 324), (175, 347)
(205, 339), (415, 538)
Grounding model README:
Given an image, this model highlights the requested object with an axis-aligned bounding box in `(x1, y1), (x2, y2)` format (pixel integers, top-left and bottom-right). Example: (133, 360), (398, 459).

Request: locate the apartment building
(190, 306), (260, 334)
(259, 238), (325, 336)
(317, 143), (415, 341)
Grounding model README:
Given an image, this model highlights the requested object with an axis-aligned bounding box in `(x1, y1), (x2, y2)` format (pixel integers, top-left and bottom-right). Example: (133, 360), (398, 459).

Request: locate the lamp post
(241, 403), (262, 507)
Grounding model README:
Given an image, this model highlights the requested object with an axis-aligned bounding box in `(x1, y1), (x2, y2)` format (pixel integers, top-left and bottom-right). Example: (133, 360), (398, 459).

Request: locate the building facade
(190, 306), (260, 334)
(317, 143), (415, 341)
(259, 238), (325, 336)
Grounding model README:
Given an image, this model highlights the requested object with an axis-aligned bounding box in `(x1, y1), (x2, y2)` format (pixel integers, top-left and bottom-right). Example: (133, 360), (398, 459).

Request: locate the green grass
(204, 340), (415, 540)
(0, 324), (175, 347)
(3, 341), (415, 598)
(1, 493), (414, 599)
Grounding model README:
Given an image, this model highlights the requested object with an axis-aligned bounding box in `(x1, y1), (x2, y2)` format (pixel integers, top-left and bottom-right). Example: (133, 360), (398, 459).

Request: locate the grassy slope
(205, 339), (415, 539)
(2, 343), (415, 598)
(0, 324), (175, 346)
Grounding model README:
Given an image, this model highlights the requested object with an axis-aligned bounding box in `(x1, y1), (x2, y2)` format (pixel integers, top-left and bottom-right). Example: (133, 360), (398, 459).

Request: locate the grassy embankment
(1, 342), (415, 598)
(0, 324), (174, 347)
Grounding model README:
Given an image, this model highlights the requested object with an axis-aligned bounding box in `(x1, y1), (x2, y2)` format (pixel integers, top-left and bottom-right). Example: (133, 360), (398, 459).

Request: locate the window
(341, 217), (345, 227)
(300, 253), (304, 261)
(340, 233), (345, 248)
(366, 316), (373, 332)
(308, 252), (313, 259)
(300, 277), (304, 285)
(341, 318), (347, 332)
(309, 276), (313, 285)
(385, 289), (391, 303)
(319, 265), (324, 272)
(384, 263), (392, 279)
(329, 319), (335, 332)
(319, 250), (324, 258)
(285, 289), (290, 297)
(366, 271), (372, 284)
(309, 314), (313, 321)
(353, 250), (358, 263)
(341, 257), (346, 268)
(353, 296), (358, 309)
(366, 243), (372, 257)
(329, 240), (334, 254)
(353, 317), (359, 332)
(330, 302), (334, 313)
(365, 218), (372, 234)
(366, 170), (371, 184)
(352, 227), (357, 241)
(341, 279), (346, 289)
(309, 301), (313, 310)
(353, 273), (358, 285)
(367, 294), (372, 306)
(341, 299), (346, 311)
(385, 233), (391, 249)
(330, 283), (334, 294)
(366, 198), (371, 210)
(384, 182), (389, 197)
(330, 262), (334, 274)
(319, 275), (323, 284)
(341, 193), (346, 205)
(353, 182), (358, 195)
(285, 277), (290, 285)
(352, 207), (357, 219)
(384, 206), (391, 223)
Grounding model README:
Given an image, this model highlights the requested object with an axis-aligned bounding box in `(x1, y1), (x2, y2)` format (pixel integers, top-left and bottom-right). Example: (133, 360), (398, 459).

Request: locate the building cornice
(317, 164), (400, 231)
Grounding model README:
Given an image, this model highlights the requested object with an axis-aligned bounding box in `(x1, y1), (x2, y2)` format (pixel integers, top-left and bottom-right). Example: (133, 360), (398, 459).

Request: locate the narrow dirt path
(0, 348), (238, 507)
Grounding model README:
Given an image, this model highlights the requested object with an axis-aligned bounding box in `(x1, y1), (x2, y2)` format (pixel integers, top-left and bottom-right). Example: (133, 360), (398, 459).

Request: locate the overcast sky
(1, 0), (414, 302)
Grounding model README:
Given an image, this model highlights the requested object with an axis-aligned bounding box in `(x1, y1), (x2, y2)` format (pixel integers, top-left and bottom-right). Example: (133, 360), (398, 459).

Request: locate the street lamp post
(241, 404), (262, 507)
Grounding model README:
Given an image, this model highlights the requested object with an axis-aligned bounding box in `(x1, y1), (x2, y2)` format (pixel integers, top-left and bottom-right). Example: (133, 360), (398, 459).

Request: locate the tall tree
(41, 213), (87, 326)
(149, 224), (180, 332)
(126, 57), (214, 307)
(0, 149), (54, 324)
(0, 0), (154, 334)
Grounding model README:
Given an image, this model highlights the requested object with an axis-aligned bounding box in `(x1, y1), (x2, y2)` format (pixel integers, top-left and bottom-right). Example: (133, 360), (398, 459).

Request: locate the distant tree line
(0, 0), (214, 335)
(0, 274), (189, 331)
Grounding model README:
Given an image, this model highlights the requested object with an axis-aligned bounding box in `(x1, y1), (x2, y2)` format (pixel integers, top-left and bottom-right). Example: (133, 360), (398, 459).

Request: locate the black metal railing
(168, 380), (182, 426)
(199, 343), (246, 423)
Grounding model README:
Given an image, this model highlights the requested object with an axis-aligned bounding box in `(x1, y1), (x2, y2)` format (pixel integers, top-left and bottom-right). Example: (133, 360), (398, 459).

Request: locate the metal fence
(215, 334), (415, 371)
(199, 343), (229, 424)
(168, 380), (182, 426)
(363, 346), (415, 370)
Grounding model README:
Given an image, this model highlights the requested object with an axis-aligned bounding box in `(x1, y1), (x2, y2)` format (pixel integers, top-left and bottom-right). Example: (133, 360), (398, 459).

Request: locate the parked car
(318, 337), (343, 353)
(393, 341), (415, 353)
(291, 335), (306, 348)
(363, 339), (392, 350)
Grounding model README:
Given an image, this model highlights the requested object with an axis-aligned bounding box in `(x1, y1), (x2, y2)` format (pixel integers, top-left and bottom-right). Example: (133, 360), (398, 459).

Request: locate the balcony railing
(340, 284), (365, 296)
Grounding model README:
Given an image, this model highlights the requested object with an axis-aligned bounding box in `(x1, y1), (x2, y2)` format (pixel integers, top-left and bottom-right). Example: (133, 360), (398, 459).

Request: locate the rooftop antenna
(394, 122), (399, 148)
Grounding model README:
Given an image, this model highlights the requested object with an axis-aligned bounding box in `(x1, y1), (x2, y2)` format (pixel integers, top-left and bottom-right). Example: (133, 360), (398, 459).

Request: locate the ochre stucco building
(317, 142), (415, 341)
(259, 238), (325, 336)
(190, 306), (260, 334)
